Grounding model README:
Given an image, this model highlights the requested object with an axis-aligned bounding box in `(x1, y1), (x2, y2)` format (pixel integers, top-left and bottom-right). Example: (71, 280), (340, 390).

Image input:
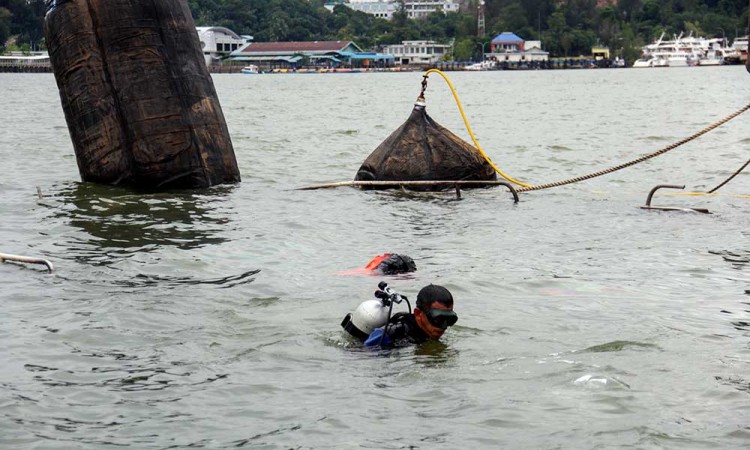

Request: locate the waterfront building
(327, 0), (459, 20)
(383, 40), (452, 65)
(490, 32), (524, 52)
(230, 41), (394, 69)
(592, 46), (610, 61)
(0, 52), (51, 72)
(487, 32), (549, 63)
(197, 26), (252, 66)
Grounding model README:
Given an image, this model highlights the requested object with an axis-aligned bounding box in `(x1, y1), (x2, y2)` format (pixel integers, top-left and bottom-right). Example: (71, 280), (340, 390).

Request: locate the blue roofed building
(488, 32), (548, 63)
(491, 32), (525, 52)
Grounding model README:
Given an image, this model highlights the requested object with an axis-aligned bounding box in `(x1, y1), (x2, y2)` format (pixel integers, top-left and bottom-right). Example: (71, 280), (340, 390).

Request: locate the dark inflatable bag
(354, 103), (496, 190)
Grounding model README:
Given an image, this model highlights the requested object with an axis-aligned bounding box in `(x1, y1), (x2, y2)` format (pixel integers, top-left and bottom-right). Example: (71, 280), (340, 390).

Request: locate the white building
(487, 33), (549, 63)
(196, 27), (251, 66)
(329, 1), (459, 20)
(403, 0), (459, 18)
(383, 40), (452, 65)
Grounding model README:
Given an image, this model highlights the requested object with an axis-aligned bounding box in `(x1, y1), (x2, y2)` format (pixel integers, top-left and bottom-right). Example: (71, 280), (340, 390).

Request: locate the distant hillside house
(488, 32), (548, 62)
(197, 27), (251, 66)
(405, 0), (459, 18)
(230, 41), (394, 69)
(327, 0), (459, 20)
(383, 40), (452, 65)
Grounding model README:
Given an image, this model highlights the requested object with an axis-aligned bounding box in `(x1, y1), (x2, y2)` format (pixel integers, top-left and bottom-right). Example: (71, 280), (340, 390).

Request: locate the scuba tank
(341, 281), (411, 341)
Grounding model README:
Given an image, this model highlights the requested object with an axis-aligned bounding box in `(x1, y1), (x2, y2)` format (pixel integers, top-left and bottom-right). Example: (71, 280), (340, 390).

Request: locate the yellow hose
(422, 69), (749, 195)
(422, 69), (532, 188)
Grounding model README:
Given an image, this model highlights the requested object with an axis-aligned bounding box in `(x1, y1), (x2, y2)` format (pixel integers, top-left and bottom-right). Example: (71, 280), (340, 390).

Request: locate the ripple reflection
(42, 183), (237, 265)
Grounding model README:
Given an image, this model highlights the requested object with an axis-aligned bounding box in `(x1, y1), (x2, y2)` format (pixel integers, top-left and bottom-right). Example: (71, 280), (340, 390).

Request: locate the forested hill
(1, 0), (748, 62)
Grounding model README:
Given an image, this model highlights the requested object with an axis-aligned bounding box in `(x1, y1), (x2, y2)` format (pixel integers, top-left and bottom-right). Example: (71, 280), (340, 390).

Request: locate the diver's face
(415, 302), (452, 340)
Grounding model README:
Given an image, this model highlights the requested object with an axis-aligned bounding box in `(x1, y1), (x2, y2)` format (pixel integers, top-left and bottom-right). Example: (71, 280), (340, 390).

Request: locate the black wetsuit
(364, 312), (429, 347)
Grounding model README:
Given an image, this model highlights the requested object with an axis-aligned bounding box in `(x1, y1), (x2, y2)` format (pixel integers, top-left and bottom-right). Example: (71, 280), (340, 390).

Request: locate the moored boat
(732, 36), (748, 62)
(634, 32), (739, 67)
(240, 64), (260, 74)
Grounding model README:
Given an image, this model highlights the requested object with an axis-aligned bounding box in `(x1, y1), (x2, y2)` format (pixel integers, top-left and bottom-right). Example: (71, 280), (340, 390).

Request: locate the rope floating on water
(421, 69), (750, 193)
(517, 101), (750, 192)
(708, 157), (750, 194)
(0, 252), (54, 273)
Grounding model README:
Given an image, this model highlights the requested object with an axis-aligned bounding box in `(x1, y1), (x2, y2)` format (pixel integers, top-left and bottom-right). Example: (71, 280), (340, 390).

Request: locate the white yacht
(633, 32), (737, 67)
(633, 33), (698, 67)
(697, 38), (740, 65)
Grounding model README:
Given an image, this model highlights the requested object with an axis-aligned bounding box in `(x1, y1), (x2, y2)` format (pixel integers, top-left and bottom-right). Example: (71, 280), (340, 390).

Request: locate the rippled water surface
(1, 68), (749, 449)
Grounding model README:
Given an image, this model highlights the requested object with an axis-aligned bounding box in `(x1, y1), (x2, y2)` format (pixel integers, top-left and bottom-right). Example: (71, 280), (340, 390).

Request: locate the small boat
(240, 64), (260, 74)
(732, 36), (748, 62)
(464, 60), (496, 71)
(632, 54), (669, 68)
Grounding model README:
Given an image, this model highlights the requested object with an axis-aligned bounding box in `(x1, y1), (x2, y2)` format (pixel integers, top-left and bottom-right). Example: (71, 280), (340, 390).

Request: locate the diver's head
(415, 284), (457, 340)
(362, 253), (416, 275)
(376, 254), (416, 275)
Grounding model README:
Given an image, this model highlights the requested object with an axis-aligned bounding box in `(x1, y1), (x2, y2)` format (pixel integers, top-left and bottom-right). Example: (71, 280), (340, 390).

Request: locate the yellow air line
(422, 69), (532, 188)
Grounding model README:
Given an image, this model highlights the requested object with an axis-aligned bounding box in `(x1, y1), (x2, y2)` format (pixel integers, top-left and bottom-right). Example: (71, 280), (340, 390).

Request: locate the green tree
(545, 11), (567, 55)
(0, 7), (11, 51)
(453, 38), (475, 61)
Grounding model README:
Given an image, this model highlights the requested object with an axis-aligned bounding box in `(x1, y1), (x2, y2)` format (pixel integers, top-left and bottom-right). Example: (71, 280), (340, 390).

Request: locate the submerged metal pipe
(645, 184), (685, 207)
(640, 184), (710, 214)
(299, 180), (520, 203)
(0, 252), (54, 272)
(496, 181), (520, 203)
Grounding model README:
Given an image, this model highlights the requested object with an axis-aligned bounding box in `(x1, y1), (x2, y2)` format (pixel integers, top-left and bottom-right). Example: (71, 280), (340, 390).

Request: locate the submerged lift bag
(44, 0), (240, 188)
(354, 103), (496, 190)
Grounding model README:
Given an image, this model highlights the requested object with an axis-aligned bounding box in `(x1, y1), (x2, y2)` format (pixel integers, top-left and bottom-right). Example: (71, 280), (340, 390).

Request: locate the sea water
(0, 67), (749, 448)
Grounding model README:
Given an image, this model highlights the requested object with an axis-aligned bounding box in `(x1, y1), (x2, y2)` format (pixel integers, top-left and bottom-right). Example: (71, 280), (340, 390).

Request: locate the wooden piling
(44, 0), (241, 189)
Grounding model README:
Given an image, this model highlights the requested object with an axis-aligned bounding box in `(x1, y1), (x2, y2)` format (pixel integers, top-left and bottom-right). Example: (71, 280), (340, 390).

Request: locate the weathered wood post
(44, 0), (240, 189)
(747, 0), (750, 74)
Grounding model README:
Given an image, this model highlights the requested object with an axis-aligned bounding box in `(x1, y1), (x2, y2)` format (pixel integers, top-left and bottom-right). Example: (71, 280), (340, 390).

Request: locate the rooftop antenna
(477, 1), (486, 38)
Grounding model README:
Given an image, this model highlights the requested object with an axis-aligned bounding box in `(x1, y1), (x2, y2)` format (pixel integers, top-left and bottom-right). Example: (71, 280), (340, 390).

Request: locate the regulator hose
(379, 298), (395, 347)
(421, 69), (531, 188)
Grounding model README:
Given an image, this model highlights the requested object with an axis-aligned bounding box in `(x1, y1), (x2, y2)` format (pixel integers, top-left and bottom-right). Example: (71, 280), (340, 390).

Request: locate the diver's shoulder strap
(389, 312), (411, 324)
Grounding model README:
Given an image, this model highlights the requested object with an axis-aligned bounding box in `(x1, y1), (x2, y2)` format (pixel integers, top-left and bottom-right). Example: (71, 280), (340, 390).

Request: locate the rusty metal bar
(640, 184), (710, 214)
(645, 184), (685, 207)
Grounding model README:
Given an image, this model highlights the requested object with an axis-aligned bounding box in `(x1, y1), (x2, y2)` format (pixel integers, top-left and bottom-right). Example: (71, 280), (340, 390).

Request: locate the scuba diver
(341, 282), (457, 348)
(338, 253), (417, 276)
